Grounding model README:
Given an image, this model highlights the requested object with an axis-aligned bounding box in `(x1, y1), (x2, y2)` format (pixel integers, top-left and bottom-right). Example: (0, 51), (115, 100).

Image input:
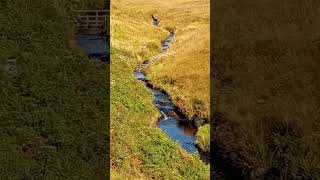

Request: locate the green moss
(196, 124), (210, 152)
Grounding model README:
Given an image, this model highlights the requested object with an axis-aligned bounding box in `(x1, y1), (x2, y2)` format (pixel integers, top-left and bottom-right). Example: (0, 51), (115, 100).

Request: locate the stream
(134, 17), (208, 163)
(75, 18), (209, 164)
(75, 33), (109, 61)
(134, 71), (199, 153)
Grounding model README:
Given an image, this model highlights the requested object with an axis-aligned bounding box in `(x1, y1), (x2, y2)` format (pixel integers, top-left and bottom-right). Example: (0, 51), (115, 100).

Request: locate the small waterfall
(160, 111), (168, 120)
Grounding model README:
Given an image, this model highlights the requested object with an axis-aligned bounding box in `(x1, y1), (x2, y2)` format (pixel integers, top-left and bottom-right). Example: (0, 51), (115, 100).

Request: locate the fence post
(96, 11), (99, 31)
(85, 14), (88, 31)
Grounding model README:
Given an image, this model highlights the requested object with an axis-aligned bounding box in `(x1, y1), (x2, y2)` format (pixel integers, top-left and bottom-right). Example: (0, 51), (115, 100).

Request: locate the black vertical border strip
(210, 0), (214, 178)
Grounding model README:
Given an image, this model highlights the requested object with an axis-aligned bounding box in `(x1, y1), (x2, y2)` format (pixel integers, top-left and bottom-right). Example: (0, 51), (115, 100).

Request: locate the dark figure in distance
(151, 15), (159, 26)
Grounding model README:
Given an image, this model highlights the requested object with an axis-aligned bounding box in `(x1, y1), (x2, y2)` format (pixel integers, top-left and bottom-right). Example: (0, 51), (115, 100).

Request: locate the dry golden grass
(110, 0), (210, 179)
(110, 0), (168, 66)
(144, 0), (210, 121)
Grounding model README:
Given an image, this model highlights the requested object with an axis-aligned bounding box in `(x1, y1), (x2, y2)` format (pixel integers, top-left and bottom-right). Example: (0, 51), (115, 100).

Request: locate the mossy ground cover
(0, 0), (107, 179)
(110, 0), (209, 179)
(196, 125), (210, 153)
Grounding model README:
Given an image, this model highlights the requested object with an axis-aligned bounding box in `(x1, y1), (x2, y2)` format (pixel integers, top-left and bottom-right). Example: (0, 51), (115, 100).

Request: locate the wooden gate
(75, 10), (109, 34)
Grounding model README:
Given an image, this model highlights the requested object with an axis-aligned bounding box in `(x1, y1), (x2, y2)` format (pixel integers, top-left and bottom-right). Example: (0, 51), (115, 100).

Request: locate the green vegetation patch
(110, 47), (209, 179)
(196, 124), (210, 153)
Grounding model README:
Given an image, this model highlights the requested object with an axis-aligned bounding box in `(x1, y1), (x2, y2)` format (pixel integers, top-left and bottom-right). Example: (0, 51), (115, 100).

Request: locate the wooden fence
(75, 10), (109, 34)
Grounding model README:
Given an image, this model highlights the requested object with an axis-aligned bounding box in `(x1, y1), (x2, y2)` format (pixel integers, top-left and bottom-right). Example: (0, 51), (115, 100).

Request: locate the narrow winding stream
(134, 71), (199, 153)
(75, 18), (209, 164)
(134, 17), (208, 162)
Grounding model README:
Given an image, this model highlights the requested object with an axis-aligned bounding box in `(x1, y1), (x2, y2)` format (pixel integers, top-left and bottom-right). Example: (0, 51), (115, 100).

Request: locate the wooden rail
(74, 10), (109, 34)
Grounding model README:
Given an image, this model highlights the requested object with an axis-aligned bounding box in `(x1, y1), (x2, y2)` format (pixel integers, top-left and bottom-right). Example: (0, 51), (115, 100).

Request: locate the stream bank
(134, 16), (209, 164)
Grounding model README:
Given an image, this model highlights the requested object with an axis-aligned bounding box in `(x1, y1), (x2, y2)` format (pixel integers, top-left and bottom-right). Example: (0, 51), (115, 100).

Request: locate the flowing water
(134, 71), (199, 153)
(75, 19), (209, 164)
(134, 18), (208, 163)
(75, 33), (109, 61)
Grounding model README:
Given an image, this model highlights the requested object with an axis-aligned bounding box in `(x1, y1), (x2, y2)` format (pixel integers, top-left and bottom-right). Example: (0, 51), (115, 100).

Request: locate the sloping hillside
(110, 0), (209, 179)
(146, 0), (210, 124)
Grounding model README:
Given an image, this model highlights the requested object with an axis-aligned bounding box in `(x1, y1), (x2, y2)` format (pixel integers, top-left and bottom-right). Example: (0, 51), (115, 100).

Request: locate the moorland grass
(141, 0), (211, 153)
(0, 0), (108, 178)
(213, 0), (320, 179)
(145, 0), (210, 123)
(110, 0), (209, 179)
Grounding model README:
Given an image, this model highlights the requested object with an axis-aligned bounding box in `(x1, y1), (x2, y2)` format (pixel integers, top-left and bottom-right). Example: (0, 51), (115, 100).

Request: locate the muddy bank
(167, 97), (209, 127)
(145, 77), (209, 127)
(134, 71), (209, 164)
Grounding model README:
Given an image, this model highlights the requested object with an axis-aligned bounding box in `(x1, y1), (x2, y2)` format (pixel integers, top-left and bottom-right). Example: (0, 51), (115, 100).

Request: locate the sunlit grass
(146, 0), (210, 122)
(110, 0), (210, 179)
(196, 124), (210, 152)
